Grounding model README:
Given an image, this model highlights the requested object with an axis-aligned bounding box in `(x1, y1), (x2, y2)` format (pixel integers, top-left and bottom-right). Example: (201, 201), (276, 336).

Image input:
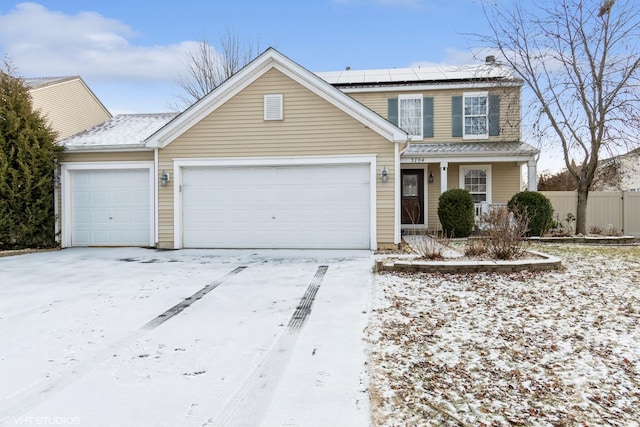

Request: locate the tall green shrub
(507, 191), (554, 236)
(0, 67), (62, 249)
(437, 189), (475, 238)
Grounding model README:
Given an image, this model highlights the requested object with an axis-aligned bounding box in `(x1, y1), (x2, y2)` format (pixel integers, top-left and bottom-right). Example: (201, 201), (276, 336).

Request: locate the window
(463, 92), (488, 139)
(399, 95), (422, 138)
(264, 94), (283, 120)
(459, 165), (492, 204)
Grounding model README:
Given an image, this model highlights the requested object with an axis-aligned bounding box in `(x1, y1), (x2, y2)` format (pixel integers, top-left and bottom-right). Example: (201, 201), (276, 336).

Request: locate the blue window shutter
(423, 97), (434, 138)
(489, 94), (500, 136)
(388, 98), (398, 126)
(451, 96), (462, 137)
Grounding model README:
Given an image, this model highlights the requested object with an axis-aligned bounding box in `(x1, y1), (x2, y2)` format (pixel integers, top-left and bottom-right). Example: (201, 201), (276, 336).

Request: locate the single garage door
(71, 169), (151, 246)
(182, 164), (371, 249)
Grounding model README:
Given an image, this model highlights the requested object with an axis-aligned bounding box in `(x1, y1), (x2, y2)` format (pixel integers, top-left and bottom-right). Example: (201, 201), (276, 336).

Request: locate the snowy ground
(368, 243), (640, 426)
(0, 248), (373, 427)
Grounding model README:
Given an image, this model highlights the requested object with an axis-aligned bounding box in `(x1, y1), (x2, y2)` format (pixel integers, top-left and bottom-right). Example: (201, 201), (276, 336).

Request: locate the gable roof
(24, 76), (78, 89)
(61, 113), (177, 151)
(145, 48), (409, 149)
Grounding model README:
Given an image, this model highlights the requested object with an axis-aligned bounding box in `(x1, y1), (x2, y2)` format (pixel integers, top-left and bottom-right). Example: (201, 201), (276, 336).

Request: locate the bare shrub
(589, 224), (622, 236)
(464, 238), (487, 257)
(482, 207), (530, 260)
(589, 225), (604, 235)
(404, 231), (449, 260)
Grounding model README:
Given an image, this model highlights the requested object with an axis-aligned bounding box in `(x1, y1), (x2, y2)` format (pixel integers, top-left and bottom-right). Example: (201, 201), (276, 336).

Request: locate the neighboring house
(57, 48), (538, 250)
(592, 148), (640, 192)
(26, 76), (112, 140)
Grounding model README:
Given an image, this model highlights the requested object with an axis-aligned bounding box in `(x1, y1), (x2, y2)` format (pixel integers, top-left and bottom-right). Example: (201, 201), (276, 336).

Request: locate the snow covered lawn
(368, 244), (640, 426)
(0, 248), (373, 427)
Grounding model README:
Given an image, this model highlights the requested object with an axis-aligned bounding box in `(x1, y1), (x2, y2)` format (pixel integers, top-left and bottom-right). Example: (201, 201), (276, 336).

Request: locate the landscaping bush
(483, 207), (530, 260)
(507, 191), (554, 236)
(437, 189), (475, 238)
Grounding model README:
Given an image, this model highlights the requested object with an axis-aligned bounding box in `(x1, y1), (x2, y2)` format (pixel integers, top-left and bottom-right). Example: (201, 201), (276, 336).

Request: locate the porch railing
(475, 202), (508, 221)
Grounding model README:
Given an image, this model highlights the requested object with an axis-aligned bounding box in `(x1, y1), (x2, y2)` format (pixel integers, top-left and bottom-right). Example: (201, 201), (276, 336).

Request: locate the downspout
(394, 136), (412, 246)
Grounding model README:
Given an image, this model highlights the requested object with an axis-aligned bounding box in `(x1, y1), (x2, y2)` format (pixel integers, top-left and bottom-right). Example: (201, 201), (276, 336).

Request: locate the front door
(401, 170), (424, 224)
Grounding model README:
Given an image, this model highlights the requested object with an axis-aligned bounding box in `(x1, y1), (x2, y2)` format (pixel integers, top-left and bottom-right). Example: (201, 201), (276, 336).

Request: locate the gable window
(264, 94), (283, 120)
(459, 165), (492, 204)
(398, 95), (422, 138)
(463, 92), (488, 139)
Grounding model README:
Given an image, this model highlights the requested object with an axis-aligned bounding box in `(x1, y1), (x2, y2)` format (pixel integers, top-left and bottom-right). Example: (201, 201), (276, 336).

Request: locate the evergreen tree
(0, 65), (62, 249)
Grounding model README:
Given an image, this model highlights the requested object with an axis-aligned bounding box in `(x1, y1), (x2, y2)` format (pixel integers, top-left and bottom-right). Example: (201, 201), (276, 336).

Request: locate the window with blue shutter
(388, 98), (398, 126)
(488, 94), (500, 136)
(451, 96), (463, 137)
(423, 97), (434, 138)
(452, 92), (500, 139)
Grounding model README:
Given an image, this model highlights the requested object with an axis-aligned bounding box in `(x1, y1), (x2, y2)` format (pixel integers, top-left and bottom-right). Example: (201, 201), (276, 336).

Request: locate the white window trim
(398, 94), (423, 139)
(462, 91), (489, 140)
(459, 164), (492, 204)
(264, 94), (283, 120)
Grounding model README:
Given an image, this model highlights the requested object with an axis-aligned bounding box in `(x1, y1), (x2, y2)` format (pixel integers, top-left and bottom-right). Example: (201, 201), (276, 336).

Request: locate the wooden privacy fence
(541, 191), (640, 237)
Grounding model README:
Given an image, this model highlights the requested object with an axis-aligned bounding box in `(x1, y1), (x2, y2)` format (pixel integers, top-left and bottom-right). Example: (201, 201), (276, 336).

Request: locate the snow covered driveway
(0, 248), (373, 427)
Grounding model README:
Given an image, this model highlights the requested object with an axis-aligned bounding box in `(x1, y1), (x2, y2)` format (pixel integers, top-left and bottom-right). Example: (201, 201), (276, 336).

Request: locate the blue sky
(0, 1), (491, 113)
(0, 1), (566, 171)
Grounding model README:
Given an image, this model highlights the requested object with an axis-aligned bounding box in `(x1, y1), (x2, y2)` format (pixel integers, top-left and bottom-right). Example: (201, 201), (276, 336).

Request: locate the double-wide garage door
(70, 169), (151, 246)
(181, 164), (371, 249)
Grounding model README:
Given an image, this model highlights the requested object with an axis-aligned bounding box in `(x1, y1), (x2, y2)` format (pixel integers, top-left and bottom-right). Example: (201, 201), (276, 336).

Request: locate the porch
(398, 142), (539, 233)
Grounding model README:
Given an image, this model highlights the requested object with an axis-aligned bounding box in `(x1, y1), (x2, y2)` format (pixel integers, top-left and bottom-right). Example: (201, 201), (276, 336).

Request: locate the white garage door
(71, 169), (151, 246)
(182, 164), (371, 249)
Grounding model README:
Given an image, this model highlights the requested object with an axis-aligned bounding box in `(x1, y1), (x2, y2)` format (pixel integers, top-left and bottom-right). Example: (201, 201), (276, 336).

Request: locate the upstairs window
(387, 96), (433, 139)
(463, 92), (488, 139)
(398, 95), (422, 138)
(452, 93), (499, 138)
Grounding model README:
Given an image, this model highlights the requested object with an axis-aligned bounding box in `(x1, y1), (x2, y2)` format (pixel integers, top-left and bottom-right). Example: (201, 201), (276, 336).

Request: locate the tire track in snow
(0, 266), (246, 419)
(206, 265), (328, 427)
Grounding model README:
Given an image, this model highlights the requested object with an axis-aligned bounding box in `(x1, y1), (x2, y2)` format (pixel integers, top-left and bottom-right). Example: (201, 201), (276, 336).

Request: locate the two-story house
(57, 48), (538, 250)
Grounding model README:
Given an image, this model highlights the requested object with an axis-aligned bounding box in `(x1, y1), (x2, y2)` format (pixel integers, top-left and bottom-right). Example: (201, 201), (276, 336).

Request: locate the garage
(65, 167), (153, 247)
(180, 163), (372, 249)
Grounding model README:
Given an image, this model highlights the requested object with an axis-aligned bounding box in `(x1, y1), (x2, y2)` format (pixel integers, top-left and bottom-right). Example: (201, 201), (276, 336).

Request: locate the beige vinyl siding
(61, 151), (154, 163)
(30, 78), (111, 140)
(158, 68), (396, 248)
(409, 162), (522, 229)
(349, 87), (521, 143)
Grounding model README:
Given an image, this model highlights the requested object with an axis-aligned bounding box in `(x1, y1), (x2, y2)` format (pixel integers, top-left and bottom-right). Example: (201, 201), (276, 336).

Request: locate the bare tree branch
(172, 29), (262, 110)
(479, 0), (640, 234)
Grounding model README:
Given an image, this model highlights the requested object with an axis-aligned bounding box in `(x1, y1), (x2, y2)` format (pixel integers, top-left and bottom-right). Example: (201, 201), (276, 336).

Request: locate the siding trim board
(171, 155), (378, 250)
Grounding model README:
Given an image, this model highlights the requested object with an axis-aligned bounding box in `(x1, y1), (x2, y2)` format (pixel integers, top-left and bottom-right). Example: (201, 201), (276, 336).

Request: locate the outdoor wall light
(428, 172), (434, 183)
(160, 170), (170, 187)
(381, 166), (388, 183)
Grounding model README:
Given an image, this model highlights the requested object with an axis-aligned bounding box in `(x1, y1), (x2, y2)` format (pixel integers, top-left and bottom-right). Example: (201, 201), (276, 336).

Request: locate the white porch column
(440, 161), (448, 194)
(527, 159), (538, 191)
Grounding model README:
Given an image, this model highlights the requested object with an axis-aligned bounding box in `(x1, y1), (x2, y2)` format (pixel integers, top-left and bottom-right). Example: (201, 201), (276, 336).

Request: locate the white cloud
(0, 2), (195, 82)
(409, 47), (504, 67)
